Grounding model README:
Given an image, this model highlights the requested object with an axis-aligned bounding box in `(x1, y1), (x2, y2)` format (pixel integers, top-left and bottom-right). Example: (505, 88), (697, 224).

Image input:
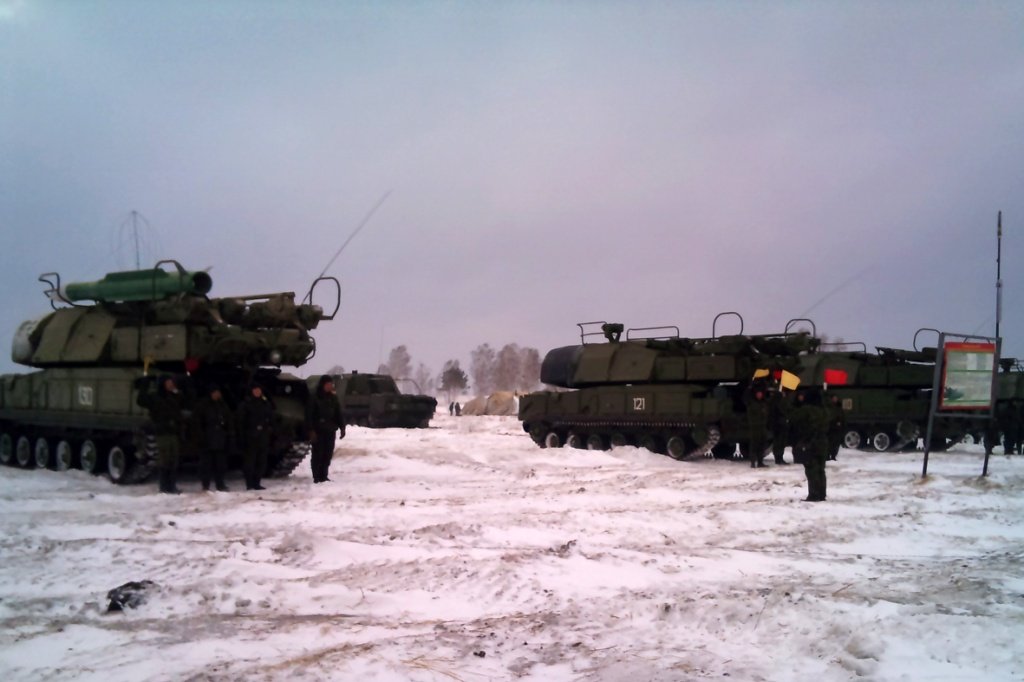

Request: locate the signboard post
(922, 334), (999, 478)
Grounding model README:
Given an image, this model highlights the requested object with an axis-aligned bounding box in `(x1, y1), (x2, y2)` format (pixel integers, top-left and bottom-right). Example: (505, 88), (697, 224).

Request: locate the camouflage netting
(461, 391), (519, 416)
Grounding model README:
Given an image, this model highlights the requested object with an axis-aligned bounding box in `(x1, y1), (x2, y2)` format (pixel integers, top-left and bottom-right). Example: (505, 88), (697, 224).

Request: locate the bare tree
(412, 362), (434, 396)
(324, 364), (345, 376)
(518, 347), (541, 393)
(493, 343), (522, 391)
(470, 343), (496, 396)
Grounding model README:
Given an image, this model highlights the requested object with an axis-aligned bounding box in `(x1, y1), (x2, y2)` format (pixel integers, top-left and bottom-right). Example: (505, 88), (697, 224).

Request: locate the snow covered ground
(1, 414), (1022, 682)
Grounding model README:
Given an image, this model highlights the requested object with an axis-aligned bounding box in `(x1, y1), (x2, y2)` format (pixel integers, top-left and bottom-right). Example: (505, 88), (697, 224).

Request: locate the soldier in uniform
(1003, 399), (1022, 455)
(307, 375), (346, 483)
(745, 384), (770, 468)
(136, 375), (186, 494)
(236, 383), (275, 491)
(768, 381), (791, 465)
(194, 384), (234, 491)
(827, 392), (846, 461)
(790, 388), (830, 502)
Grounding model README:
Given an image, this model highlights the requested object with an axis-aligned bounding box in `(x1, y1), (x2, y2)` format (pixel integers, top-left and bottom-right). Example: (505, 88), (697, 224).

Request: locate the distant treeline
(325, 342), (543, 399)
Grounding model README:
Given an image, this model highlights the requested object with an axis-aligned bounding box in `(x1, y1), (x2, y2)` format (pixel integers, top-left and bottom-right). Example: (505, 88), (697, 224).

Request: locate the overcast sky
(2, 1), (1023, 382)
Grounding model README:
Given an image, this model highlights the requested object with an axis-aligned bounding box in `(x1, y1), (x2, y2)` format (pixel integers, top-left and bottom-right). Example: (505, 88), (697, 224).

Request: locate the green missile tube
(60, 268), (213, 302)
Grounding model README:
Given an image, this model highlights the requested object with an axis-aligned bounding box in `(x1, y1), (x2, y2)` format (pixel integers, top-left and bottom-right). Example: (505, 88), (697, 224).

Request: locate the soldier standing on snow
(768, 382), (791, 465)
(827, 393), (846, 461)
(745, 384), (770, 468)
(136, 375), (186, 494)
(237, 383), (274, 491)
(307, 375), (346, 483)
(790, 388), (830, 502)
(193, 384), (234, 492)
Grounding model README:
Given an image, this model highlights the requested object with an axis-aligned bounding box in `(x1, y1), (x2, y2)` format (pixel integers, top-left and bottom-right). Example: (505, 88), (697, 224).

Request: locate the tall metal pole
(131, 208), (141, 270)
(996, 211), (1002, 342)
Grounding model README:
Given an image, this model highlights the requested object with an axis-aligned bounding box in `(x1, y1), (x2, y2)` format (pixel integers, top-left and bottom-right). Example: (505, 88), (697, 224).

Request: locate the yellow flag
(779, 370), (800, 391)
(752, 368), (770, 379)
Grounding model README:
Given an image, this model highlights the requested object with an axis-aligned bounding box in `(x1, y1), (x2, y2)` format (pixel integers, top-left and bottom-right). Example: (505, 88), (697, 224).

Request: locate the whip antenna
(315, 190), (392, 281)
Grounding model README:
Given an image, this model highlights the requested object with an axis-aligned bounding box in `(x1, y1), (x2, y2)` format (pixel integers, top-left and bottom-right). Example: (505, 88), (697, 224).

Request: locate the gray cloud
(2, 1), (1023, 380)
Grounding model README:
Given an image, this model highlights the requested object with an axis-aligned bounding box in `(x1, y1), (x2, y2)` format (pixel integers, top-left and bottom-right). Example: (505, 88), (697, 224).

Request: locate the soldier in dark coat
(136, 375), (186, 494)
(193, 384), (234, 491)
(790, 388), (830, 502)
(1001, 399), (1021, 455)
(827, 393), (846, 461)
(307, 375), (346, 483)
(745, 384), (770, 468)
(236, 383), (275, 491)
(768, 383), (791, 465)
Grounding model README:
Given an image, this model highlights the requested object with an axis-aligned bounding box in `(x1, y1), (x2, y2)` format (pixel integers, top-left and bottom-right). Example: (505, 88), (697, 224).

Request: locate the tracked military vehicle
(313, 372), (437, 428)
(518, 315), (818, 460)
(0, 260), (339, 484)
(795, 339), (940, 451)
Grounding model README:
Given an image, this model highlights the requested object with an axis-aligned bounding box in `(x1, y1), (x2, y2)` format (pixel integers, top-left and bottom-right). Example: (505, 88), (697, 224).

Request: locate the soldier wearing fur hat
(307, 375), (346, 483)
(135, 374), (186, 494)
(193, 383), (234, 491)
(236, 382), (274, 491)
(790, 388), (830, 502)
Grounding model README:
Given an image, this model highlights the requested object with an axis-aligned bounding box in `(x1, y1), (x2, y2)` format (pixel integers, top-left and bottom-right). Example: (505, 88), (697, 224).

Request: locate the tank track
(267, 441), (310, 478)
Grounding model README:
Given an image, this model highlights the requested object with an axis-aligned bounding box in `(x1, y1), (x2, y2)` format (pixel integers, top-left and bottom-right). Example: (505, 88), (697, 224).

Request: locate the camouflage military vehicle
(518, 316), (818, 460)
(520, 317), (1008, 458)
(322, 371), (436, 428)
(797, 334), (1007, 452)
(0, 260), (339, 484)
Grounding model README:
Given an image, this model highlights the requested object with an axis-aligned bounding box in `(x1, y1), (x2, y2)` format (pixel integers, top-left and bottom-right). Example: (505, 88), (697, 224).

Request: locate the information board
(939, 341), (997, 411)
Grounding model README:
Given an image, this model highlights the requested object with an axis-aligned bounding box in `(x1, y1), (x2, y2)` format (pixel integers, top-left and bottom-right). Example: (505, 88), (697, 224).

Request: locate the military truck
(518, 316), (817, 460)
(0, 260), (339, 484)
(323, 371), (436, 428)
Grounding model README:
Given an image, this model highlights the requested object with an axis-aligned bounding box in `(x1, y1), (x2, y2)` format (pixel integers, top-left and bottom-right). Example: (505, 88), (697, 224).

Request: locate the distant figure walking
(308, 375), (345, 483)
(454, 402), (462, 417)
(449, 401), (455, 416)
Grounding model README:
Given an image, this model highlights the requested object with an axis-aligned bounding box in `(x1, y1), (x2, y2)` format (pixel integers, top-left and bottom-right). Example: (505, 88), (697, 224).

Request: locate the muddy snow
(1, 414), (1022, 681)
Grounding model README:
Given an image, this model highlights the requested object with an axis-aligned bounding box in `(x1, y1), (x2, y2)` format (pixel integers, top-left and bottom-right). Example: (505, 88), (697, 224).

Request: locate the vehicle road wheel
(566, 432), (586, 449)
(16, 436), (33, 468)
(80, 439), (102, 474)
(842, 430), (862, 449)
(543, 432), (563, 449)
(665, 436), (687, 460)
(55, 440), (75, 471)
(870, 431), (892, 452)
(106, 446), (132, 484)
(34, 437), (52, 469)
(609, 432), (629, 448)
(638, 434), (665, 454)
(0, 433), (13, 465)
(586, 434), (607, 451)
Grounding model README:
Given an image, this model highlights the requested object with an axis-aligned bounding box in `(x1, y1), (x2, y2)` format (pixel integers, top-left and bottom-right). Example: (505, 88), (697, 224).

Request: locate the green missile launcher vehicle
(0, 260), (340, 484)
(518, 314), (817, 460)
